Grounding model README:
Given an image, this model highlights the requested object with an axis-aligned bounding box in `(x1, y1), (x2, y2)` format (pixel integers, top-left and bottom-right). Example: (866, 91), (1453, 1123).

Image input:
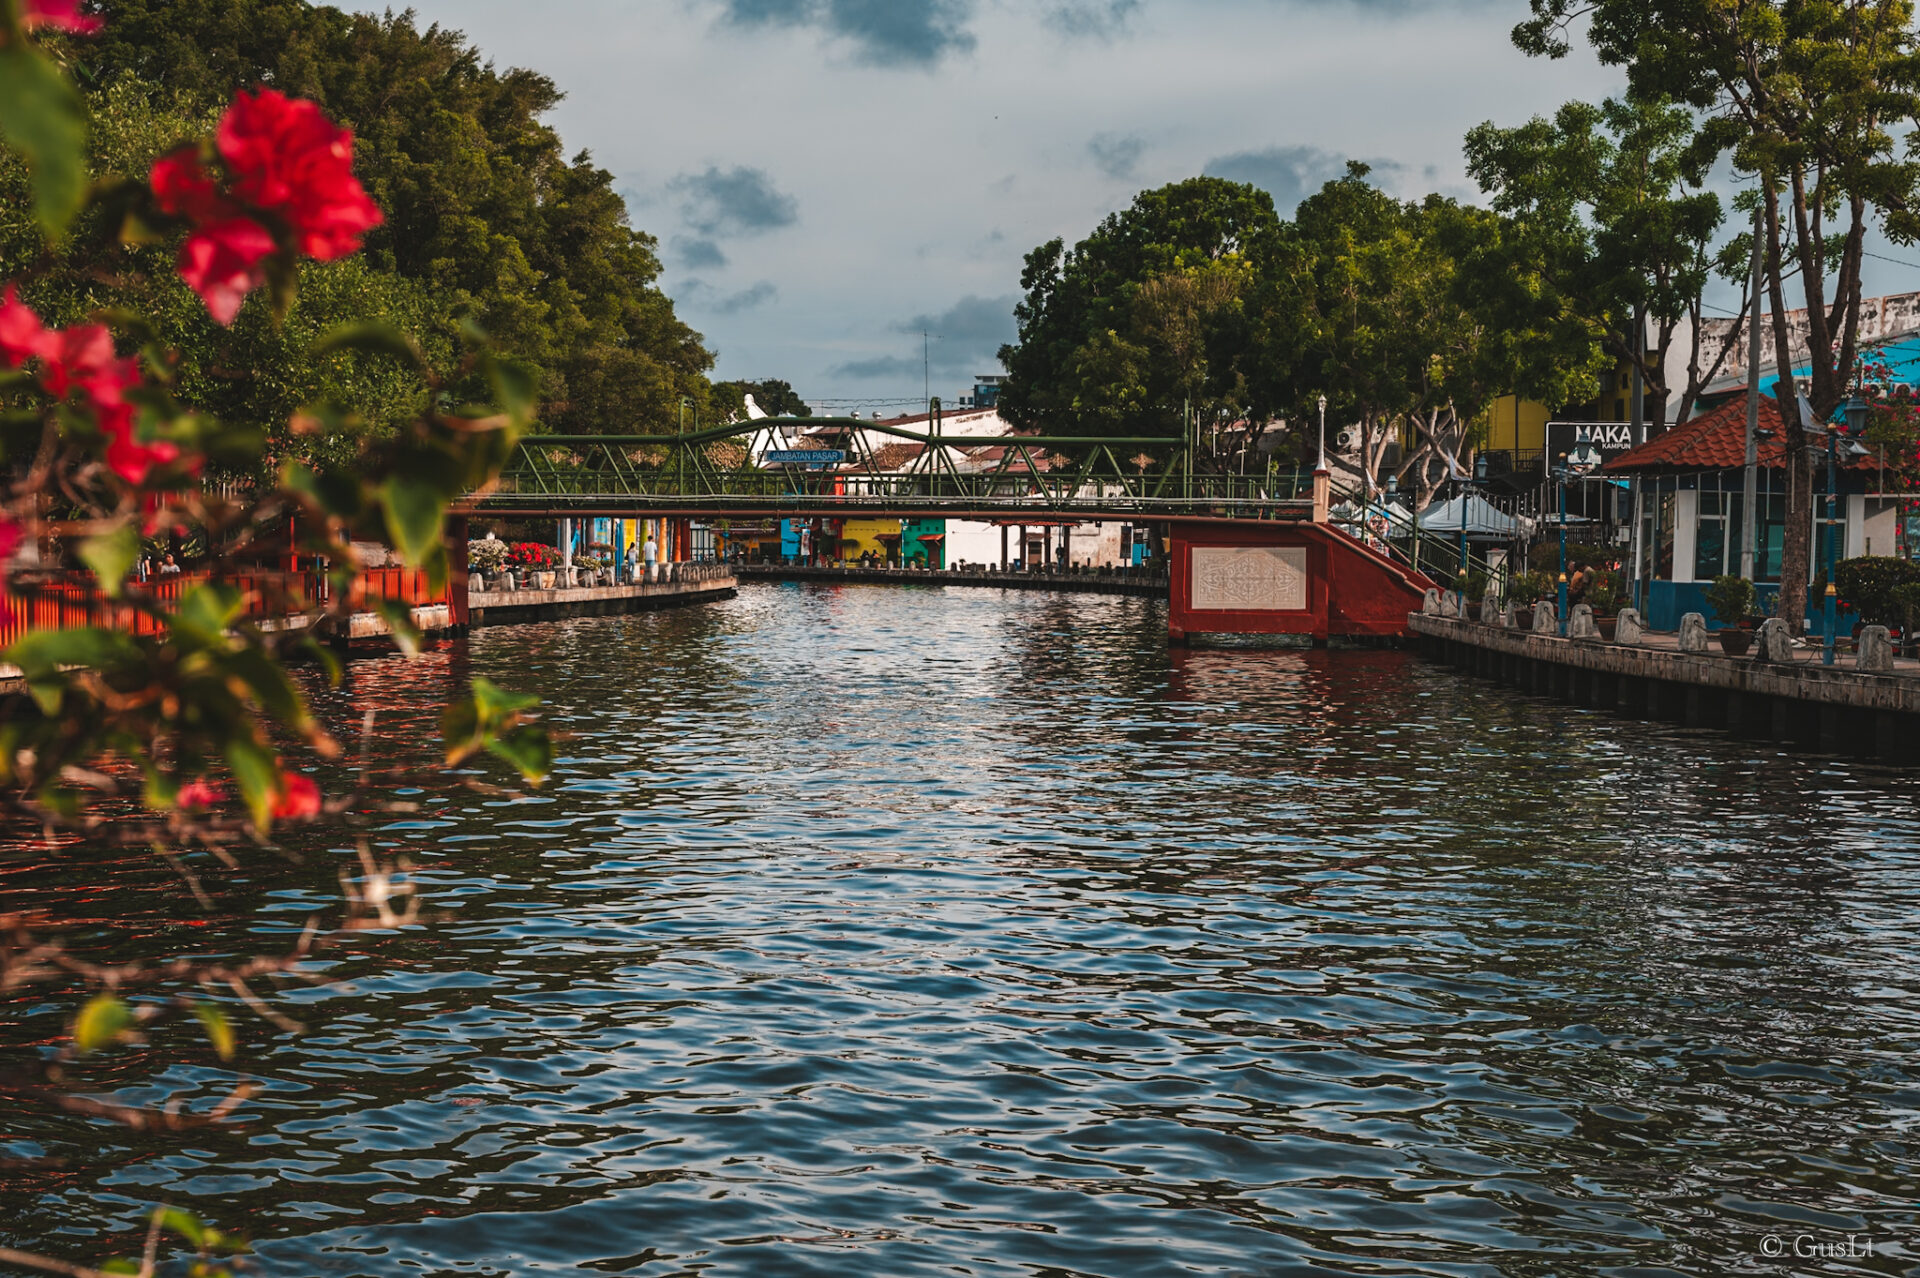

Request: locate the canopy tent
(1330, 499), (1416, 534)
(1417, 493), (1521, 540)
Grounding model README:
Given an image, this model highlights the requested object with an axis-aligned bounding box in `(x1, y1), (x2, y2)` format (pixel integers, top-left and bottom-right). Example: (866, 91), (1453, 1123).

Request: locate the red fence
(0, 567), (447, 652)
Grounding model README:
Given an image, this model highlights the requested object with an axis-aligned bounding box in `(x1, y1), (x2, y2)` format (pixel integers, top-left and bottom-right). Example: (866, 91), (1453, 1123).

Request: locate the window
(1694, 490), (1744, 580)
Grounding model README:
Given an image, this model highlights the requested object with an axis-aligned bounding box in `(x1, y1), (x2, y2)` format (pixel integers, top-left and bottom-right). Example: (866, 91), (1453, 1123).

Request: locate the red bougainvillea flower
(0, 287), (49, 368)
(149, 146), (228, 224)
(217, 88), (382, 260)
(177, 778), (227, 810)
(0, 517), (19, 629)
(177, 217), (276, 326)
(271, 770), (322, 821)
(20, 0), (102, 33)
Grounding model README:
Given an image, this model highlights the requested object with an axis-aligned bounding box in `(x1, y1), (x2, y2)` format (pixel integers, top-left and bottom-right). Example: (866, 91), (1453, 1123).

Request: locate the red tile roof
(1603, 396), (1876, 474)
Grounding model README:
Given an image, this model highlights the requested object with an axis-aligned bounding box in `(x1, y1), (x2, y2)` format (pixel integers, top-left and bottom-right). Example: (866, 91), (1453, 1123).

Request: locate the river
(4, 582), (1918, 1276)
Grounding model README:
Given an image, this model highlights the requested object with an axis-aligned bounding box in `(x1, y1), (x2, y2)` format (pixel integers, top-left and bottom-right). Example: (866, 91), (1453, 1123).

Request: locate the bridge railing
(482, 425), (1317, 518)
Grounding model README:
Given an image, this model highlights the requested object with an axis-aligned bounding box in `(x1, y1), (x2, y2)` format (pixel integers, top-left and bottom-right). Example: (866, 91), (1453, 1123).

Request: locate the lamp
(1844, 393), (1870, 437)
(1475, 452), (1489, 482)
(1316, 395), (1328, 471)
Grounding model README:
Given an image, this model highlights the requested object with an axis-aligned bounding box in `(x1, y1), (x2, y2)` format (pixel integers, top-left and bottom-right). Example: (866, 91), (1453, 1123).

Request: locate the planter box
(1718, 629), (1753, 656)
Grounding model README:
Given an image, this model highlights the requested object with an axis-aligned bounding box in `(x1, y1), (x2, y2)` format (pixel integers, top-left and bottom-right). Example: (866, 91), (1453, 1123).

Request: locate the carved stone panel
(1190, 545), (1308, 612)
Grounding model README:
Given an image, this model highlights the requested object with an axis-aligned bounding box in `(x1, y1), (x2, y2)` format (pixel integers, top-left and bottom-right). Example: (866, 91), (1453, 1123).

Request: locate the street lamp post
(1554, 453), (1570, 637)
(1824, 395), (1873, 666)
(1317, 395), (1328, 472)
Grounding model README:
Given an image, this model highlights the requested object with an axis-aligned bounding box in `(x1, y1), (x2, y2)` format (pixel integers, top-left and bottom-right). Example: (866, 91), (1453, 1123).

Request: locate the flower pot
(536, 571), (555, 589)
(1595, 613), (1617, 642)
(1717, 629), (1753, 657)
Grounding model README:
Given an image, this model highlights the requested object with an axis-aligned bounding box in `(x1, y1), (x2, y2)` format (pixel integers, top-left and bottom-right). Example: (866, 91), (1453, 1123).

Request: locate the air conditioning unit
(1336, 426), (1360, 452)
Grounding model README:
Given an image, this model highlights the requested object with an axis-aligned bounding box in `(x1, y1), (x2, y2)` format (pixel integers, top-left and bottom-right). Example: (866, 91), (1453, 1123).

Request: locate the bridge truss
(465, 416), (1316, 521)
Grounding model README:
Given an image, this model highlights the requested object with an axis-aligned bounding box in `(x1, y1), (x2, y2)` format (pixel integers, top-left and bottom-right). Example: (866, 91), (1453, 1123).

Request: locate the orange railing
(0, 567), (444, 651)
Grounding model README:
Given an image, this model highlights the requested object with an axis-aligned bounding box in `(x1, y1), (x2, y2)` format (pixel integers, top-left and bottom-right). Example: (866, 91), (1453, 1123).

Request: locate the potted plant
(1507, 570), (1552, 628)
(1835, 555), (1920, 637)
(1704, 575), (1755, 655)
(1586, 571), (1624, 640)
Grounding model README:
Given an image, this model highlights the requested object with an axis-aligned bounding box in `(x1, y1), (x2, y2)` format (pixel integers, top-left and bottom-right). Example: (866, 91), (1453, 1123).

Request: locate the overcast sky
(353, 0), (1920, 412)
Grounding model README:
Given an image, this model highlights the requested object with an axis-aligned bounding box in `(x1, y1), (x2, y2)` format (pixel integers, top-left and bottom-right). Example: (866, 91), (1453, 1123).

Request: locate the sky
(352, 0), (1920, 413)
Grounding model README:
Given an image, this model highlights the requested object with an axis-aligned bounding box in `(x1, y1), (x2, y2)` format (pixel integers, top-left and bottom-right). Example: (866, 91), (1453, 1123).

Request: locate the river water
(4, 582), (1920, 1277)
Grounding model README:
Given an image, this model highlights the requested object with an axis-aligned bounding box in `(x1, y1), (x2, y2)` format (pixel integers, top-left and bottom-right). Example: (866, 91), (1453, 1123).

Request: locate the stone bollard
(1615, 608), (1645, 646)
(1422, 588), (1443, 616)
(1531, 599), (1557, 634)
(1503, 602), (1525, 629)
(1678, 612), (1710, 653)
(1438, 590), (1459, 619)
(1569, 602), (1599, 640)
(1754, 617), (1796, 663)
(1485, 599), (1509, 627)
(1858, 624), (1894, 673)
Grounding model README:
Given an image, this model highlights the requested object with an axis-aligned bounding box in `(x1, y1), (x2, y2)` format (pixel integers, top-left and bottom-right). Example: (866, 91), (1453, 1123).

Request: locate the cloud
(1088, 131), (1144, 180)
(1204, 145), (1403, 214)
(673, 236), (729, 269)
(832, 294), (1017, 380)
(714, 281), (778, 313)
(1044, 0), (1140, 38)
(669, 166), (799, 237)
(714, 0), (976, 67)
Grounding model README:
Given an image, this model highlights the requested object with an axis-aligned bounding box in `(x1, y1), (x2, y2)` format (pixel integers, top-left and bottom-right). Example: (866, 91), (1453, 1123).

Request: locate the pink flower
(177, 778), (226, 810)
(217, 88), (382, 261)
(177, 217), (275, 326)
(20, 0), (101, 33)
(271, 770), (321, 821)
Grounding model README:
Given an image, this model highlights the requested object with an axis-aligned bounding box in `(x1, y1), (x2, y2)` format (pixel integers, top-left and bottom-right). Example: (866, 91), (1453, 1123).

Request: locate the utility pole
(1741, 196), (1763, 581)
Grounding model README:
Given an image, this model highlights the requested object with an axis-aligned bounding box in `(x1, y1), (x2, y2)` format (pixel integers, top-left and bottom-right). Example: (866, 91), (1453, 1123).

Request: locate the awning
(914, 533), (946, 542)
(1417, 493), (1520, 540)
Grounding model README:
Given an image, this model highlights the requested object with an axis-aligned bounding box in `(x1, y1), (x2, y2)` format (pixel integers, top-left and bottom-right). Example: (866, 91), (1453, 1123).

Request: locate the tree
(83, 0), (720, 435)
(1513, 0), (1920, 627)
(713, 378), (813, 420)
(1465, 95), (1748, 429)
(997, 176), (1281, 446)
(1251, 166), (1608, 510)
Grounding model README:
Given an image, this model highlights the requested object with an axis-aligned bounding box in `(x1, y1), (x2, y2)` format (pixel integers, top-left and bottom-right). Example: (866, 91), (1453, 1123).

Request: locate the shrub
(1528, 540), (1615, 573)
(1891, 581), (1920, 633)
(468, 539), (508, 573)
(1509, 570), (1554, 603)
(1704, 575), (1756, 625)
(1834, 556), (1920, 626)
(1586, 569), (1624, 614)
(507, 541), (558, 569)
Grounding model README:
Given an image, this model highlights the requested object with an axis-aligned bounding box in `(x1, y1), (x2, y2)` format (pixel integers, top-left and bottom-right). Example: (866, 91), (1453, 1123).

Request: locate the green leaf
(79, 522), (140, 598)
(489, 725), (551, 784)
(171, 583), (245, 650)
(153, 1206), (206, 1248)
(223, 737), (279, 832)
(381, 472), (447, 569)
(482, 353), (538, 428)
(312, 321), (429, 373)
(473, 676), (539, 717)
(0, 46), (87, 238)
(193, 1002), (236, 1061)
(99, 1261), (141, 1275)
(74, 992), (133, 1054)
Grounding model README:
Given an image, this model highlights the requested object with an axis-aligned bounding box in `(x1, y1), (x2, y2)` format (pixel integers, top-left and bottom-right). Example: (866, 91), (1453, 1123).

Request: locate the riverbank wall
(1410, 612), (1920, 762)
(737, 563), (1167, 597)
(468, 570), (736, 629)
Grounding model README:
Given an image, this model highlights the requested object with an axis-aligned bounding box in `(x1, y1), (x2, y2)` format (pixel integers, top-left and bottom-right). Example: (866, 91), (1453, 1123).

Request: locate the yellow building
(838, 518), (901, 563)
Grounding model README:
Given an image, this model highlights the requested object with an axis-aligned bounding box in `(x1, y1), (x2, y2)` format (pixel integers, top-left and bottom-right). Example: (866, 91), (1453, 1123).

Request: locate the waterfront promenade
(737, 562), (1167, 597)
(1412, 609), (1920, 758)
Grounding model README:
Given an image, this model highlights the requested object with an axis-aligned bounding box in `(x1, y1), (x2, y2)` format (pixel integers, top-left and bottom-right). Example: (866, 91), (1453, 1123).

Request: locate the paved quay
(737, 563), (1168, 597)
(467, 569), (736, 628)
(1411, 611), (1920, 760)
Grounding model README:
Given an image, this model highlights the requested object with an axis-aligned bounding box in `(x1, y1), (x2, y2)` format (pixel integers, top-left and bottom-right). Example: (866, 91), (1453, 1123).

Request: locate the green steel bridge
(462, 416), (1318, 522)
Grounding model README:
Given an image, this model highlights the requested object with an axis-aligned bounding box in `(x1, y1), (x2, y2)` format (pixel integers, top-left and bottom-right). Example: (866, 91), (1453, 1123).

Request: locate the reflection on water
(4, 582), (1919, 1277)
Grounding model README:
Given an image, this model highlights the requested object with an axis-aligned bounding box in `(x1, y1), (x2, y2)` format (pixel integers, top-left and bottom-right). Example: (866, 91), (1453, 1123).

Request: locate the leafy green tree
(714, 377), (814, 420)
(997, 176), (1281, 447)
(82, 0), (719, 435)
(1513, 0), (1920, 626)
(1465, 95), (1743, 429)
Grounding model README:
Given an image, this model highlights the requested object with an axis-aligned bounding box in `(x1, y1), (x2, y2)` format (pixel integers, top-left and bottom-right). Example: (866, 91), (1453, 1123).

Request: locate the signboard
(766, 449), (844, 466)
(1546, 421), (1637, 473)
